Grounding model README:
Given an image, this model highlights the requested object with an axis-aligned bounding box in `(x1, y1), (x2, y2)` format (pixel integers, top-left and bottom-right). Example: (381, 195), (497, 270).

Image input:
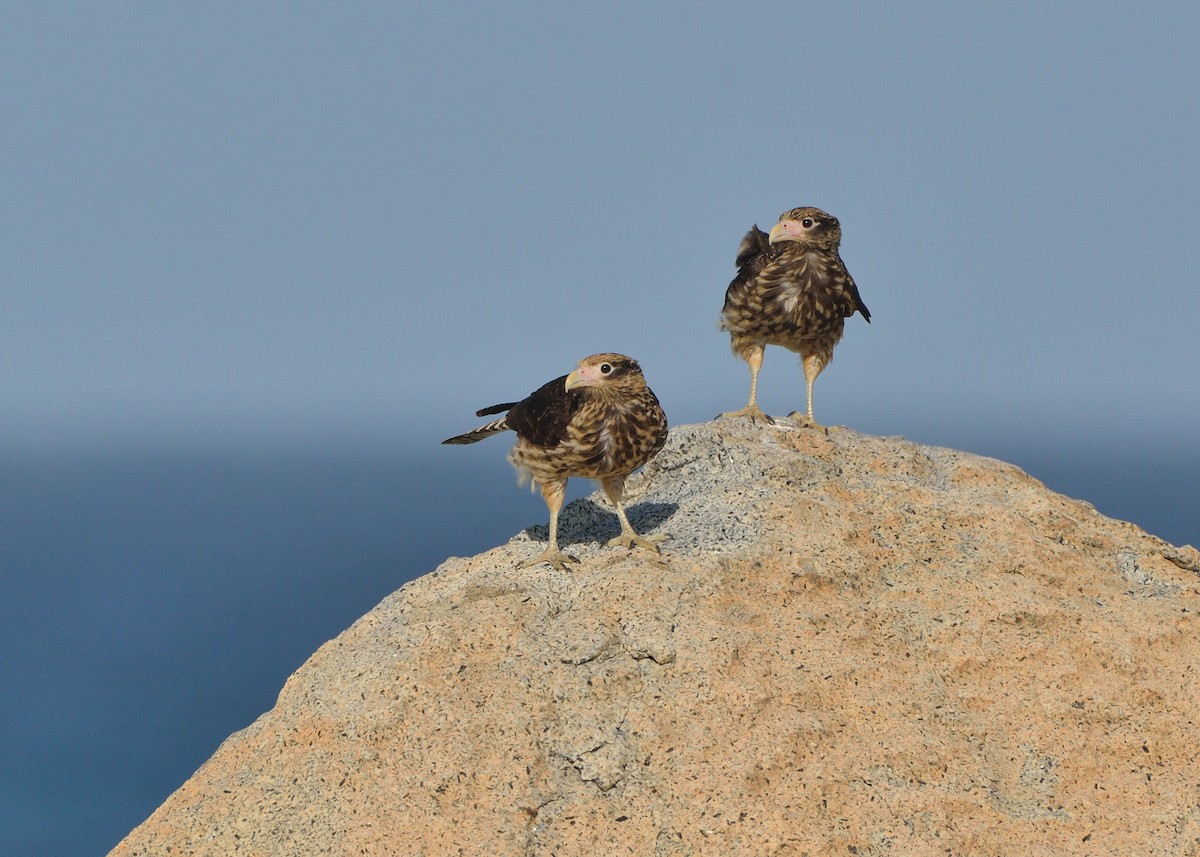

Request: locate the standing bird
(719, 206), (871, 427)
(442, 353), (668, 571)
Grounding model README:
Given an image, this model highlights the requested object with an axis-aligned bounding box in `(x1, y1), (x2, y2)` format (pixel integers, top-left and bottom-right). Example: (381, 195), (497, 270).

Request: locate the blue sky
(2, 4), (1198, 855)
(4, 3), (1197, 453)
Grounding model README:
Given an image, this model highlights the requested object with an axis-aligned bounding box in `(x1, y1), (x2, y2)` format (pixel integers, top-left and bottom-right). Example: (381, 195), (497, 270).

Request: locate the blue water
(0, 446), (544, 857)
(0, 440), (1194, 856)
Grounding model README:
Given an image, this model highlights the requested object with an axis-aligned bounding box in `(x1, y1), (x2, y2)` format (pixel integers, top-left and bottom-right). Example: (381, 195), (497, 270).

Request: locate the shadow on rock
(521, 499), (680, 548)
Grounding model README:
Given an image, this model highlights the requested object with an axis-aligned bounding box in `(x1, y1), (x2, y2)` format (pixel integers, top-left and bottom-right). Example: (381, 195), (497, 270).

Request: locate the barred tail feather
(441, 417), (511, 445)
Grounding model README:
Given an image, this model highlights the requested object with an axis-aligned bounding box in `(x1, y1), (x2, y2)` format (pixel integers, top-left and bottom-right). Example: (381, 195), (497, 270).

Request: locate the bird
(442, 353), (669, 571)
(718, 206), (871, 427)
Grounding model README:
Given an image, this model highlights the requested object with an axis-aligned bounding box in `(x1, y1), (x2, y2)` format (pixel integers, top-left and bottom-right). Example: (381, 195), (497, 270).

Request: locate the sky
(4, 2), (1197, 453)
(2, 3), (1198, 855)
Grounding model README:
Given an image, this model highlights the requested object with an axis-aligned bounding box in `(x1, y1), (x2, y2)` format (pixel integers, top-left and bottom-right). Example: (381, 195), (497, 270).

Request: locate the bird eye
(600, 363), (613, 374)
(802, 218), (814, 228)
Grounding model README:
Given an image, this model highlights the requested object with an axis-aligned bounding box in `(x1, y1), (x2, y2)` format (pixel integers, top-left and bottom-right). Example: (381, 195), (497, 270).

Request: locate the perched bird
(719, 206), (871, 427)
(442, 353), (668, 571)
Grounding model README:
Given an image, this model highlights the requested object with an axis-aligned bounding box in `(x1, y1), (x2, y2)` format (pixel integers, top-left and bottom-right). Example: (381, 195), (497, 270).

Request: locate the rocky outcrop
(110, 419), (1200, 856)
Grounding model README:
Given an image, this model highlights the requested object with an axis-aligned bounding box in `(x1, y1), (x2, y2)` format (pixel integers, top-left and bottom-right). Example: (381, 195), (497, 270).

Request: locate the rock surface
(110, 419), (1200, 856)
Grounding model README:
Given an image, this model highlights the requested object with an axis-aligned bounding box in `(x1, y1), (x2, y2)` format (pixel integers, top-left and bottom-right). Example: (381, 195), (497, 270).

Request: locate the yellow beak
(564, 368), (583, 391)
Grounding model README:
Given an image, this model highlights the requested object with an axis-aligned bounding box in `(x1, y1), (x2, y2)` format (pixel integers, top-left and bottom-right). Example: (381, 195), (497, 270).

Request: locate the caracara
(719, 206), (870, 427)
(443, 353), (668, 571)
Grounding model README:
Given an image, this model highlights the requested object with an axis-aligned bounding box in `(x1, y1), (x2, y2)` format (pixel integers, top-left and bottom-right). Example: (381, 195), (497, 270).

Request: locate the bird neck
(583, 383), (644, 406)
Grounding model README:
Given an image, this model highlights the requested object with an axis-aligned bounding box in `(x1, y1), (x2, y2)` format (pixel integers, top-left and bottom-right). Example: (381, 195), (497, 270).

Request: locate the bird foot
(607, 530), (666, 553)
(518, 547), (580, 572)
(787, 411), (828, 433)
(719, 405), (775, 425)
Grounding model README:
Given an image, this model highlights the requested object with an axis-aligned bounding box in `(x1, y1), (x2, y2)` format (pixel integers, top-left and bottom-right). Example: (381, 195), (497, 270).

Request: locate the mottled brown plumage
(719, 206), (870, 426)
(442, 353), (668, 570)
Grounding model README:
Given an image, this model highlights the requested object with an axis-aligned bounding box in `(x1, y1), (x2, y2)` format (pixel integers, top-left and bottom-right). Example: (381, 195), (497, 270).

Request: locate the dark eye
(599, 363), (613, 374)
(802, 217), (814, 228)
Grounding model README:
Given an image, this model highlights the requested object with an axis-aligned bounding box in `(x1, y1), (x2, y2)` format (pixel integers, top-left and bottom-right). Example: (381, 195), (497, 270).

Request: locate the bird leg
(721, 344), (773, 423)
(601, 476), (665, 553)
(790, 353), (826, 430)
(519, 477), (580, 571)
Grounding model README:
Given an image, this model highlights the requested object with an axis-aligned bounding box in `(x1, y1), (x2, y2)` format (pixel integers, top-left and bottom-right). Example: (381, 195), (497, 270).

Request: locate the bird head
(768, 207), (842, 250)
(564, 353), (647, 394)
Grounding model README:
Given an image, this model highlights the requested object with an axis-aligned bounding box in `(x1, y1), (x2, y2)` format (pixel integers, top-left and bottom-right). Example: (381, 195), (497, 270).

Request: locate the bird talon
(606, 531), (666, 553)
(719, 406), (775, 425)
(787, 411), (826, 432)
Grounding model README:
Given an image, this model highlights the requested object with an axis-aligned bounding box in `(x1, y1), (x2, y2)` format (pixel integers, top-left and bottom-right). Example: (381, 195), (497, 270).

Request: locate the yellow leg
(791, 353), (825, 429)
(601, 476), (665, 553)
(519, 478), (580, 571)
(721, 344), (773, 423)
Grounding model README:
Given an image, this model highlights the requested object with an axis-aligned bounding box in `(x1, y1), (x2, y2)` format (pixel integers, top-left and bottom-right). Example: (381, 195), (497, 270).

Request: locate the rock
(109, 419), (1200, 856)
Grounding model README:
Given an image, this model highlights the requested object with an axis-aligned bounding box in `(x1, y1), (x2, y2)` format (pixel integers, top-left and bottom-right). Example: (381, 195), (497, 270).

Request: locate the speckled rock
(110, 419), (1200, 856)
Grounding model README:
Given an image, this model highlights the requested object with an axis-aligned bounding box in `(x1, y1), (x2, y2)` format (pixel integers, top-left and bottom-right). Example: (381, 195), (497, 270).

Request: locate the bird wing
(505, 374), (582, 449)
(475, 401), (520, 417)
(735, 224), (772, 271)
(836, 252), (871, 322)
(441, 416), (511, 445)
(723, 225), (775, 312)
(443, 374), (583, 448)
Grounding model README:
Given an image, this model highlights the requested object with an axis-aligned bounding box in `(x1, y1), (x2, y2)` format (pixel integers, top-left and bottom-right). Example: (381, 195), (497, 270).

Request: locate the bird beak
(565, 364), (601, 391)
(768, 221), (793, 244)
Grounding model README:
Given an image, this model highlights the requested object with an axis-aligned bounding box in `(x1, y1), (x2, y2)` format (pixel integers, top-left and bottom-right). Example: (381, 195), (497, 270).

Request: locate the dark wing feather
(723, 225), (776, 312)
(475, 401), (519, 417)
(836, 251), (871, 322)
(505, 374), (582, 449)
(735, 224), (772, 270)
